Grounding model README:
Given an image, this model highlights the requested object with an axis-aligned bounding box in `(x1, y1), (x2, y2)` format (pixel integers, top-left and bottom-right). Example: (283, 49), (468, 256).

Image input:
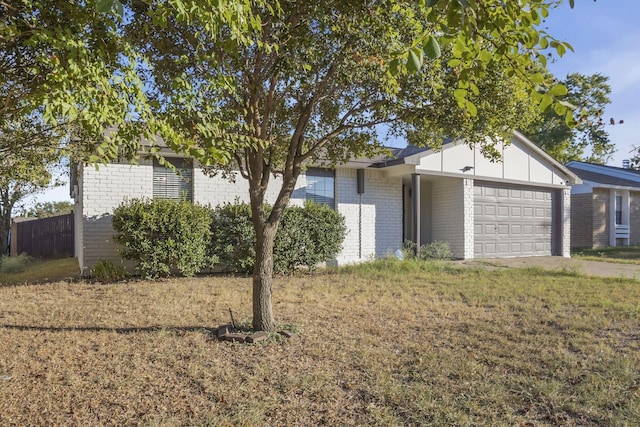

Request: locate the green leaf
(96, 0), (114, 13)
(407, 48), (421, 73)
(548, 84), (568, 97)
(554, 101), (567, 116)
(454, 88), (468, 100)
(478, 49), (492, 64)
(447, 58), (461, 67)
(569, 0), (575, 8)
(114, 0), (124, 17)
(539, 94), (553, 112)
(423, 36), (441, 59)
(556, 43), (566, 57)
(565, 110), (576, 127)
(389, 58), (400, 76)
(465, 100), (477, 116)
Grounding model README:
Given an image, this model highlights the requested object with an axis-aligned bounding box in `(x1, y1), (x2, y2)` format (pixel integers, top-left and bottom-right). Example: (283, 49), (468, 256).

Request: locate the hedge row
(112, 198), (346, 278)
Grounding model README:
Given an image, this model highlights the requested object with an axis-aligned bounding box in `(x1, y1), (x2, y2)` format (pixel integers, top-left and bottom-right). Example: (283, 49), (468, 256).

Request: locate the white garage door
(474, 183), (553, 258)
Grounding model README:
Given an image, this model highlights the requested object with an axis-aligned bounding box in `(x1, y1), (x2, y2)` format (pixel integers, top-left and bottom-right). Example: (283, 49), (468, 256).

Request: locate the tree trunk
(0, 200), (12, 256)
(252, 221), (278, 331)
(0, 222), (8, 256)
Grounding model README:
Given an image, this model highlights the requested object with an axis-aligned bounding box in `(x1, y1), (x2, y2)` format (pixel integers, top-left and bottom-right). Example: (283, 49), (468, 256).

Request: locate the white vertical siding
(417, 138), (570, 187)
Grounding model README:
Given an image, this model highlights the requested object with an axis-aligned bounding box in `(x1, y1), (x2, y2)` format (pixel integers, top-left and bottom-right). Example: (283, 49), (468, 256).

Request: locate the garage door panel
(475, 183), (553, 258)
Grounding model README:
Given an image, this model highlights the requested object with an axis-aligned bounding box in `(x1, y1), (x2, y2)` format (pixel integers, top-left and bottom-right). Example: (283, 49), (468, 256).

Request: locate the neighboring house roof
(566, 161), (640, 189)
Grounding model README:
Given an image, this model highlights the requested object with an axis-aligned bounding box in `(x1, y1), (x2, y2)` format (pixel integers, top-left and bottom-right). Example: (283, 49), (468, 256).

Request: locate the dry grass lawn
(573, 246), (640, 265)
(1, 259), (639, 426)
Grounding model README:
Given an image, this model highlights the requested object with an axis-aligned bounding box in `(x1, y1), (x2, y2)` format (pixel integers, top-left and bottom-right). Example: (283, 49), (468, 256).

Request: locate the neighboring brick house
(72, 131), (579, 275)
(567, 161), (640, 248)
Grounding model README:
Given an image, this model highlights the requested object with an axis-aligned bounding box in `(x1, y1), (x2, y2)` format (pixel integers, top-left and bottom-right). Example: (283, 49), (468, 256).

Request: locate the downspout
(411, 173), (421, 253)
(357, 169), (365, 259)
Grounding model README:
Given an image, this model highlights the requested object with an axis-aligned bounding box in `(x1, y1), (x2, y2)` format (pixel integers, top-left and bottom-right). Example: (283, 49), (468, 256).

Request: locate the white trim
(581, 179), (640, 192)
(609, 189), (630, 246)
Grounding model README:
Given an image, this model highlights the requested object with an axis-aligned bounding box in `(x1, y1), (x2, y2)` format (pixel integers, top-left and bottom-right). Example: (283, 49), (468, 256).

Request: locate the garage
(474, 182), (554, 258)
(395, 131), (578, 259)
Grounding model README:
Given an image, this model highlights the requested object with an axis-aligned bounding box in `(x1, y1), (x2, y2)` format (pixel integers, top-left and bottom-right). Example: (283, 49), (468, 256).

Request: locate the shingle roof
(567, 164), (640, 188)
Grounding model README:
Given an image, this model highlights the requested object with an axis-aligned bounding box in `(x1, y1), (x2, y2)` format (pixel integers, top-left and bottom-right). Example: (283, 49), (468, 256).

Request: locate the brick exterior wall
(76, 161), (401, 273)
(431, 178), (465, 258)
(78, 161), (154, 273)
(570, 192), (593, 248)
(629, 191), (640, 245)
(462, 179), (475, 259)
(193, 167), (305, 208)
(562, 188), (571, 257)
(334, 168), (403, 264)
(592, 188), (610, 248)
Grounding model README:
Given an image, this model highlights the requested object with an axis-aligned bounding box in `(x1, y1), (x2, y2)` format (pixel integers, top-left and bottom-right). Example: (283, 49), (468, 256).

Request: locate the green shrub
(418, 241), (453, 260)
(209, 201), (346, 274)
(208, 201), (256, 274)
(0, 253), (33, 274)
(274, 202), (346, 273)
(90, 259), (128, 283)
(112, 198), (213, 279)
(402, 240), (453, 261)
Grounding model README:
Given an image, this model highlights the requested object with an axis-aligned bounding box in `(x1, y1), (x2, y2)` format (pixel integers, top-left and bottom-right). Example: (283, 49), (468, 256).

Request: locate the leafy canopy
(523, 72), (615, 164)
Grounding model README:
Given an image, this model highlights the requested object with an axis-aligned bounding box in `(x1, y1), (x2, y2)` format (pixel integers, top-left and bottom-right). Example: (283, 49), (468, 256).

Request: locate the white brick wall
(335, 169), (403, 264)
(193, 166), (305, 208)
(562, 187), (571, 257)
(431, 178), (465, 258)
(77, 160), (394, 273)
(78, 162), (154, 273)
(463, 179), (475, 259)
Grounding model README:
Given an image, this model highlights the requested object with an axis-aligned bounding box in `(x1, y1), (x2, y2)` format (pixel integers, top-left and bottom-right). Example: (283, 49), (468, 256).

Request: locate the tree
(0, 116), (65, 254)
(122, 0), (573, 331)
(523, 72), (615, 164)
(6, 1), (575, 330)
(22, 201), (74, 218)
(1, 0), (266, 163)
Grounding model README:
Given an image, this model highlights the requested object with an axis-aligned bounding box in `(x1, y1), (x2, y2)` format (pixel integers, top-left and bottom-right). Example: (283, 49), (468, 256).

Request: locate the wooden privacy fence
(12, 213), (74, 259)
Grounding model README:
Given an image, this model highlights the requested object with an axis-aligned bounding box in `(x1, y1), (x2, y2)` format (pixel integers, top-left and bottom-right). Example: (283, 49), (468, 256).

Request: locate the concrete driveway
(461, 256), (640, 280)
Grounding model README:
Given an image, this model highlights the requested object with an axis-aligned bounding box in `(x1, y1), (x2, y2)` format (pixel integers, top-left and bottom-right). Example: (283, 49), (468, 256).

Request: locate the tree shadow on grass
(0, 324), (216, 335)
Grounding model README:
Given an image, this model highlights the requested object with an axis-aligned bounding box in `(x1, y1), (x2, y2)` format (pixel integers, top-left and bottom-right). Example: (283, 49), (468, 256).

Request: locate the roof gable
(373, 131), (579, 186)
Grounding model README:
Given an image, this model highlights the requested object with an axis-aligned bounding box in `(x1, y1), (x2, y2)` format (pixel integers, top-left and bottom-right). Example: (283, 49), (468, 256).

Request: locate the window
(615, 195), (623, 225)
(306, 168), (335, 209)
(153, 158), (193, 202)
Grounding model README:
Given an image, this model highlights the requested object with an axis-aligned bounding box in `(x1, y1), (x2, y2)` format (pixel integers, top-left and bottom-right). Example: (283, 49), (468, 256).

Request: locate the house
(72, 131), (580, 275)
(566, 161), (640, 248)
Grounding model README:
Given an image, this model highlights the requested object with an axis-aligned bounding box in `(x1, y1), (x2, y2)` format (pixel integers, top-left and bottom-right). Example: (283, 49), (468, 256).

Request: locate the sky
(26, 0), (640, 208)
(542, 0), (640, 167)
